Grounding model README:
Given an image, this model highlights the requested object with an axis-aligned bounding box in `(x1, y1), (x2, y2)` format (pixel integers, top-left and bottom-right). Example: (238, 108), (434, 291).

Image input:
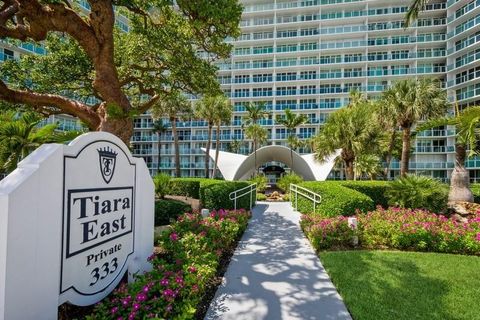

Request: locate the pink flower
(111, 307), (119, 314)
(188, 266), (197, 273)
(160, 278), (169, 286)
(475, 233), (480, 242)
(170, 232), (179, 241)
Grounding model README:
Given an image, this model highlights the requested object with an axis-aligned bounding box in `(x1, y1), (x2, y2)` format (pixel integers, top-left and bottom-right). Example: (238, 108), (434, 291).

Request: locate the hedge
(168, 178), (201, 199)
(339, 181), (391, 208)
(202, 181), (254, 210)
(471, 184), (480, 203)
(155, 199), (192, 226)
(168, 178), (225, 200)
(293, 181), (374, 217)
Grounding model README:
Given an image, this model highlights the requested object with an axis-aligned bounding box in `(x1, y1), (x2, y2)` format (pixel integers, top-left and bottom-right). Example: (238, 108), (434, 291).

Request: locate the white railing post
(290, 183), (321, 214)
(229, 183), (257, 211)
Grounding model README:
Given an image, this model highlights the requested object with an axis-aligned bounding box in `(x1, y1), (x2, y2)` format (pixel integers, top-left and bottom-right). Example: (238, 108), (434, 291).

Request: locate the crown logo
(98, 147), (117, 184)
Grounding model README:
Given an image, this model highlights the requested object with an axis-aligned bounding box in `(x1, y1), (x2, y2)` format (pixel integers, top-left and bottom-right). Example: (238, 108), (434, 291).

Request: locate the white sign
(0, 132), (154, 320)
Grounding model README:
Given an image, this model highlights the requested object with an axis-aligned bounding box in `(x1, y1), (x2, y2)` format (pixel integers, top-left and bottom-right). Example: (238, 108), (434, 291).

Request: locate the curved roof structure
(203, 145), (339, 181)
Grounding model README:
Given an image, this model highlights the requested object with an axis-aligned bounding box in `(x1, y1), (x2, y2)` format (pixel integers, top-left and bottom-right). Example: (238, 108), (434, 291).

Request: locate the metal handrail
(290, 183), (322, 212)
(229, 183), (257, 210)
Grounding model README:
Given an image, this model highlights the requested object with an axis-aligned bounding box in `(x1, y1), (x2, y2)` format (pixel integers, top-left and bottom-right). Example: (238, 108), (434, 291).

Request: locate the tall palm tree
(0, 112), (81, 173)
(314, 101), (380, 180)
(152, 120), (167, 174)
(375, 100), (401, 180)
(213, 96), (233, 178)
(242, 101), (270, 176)
(276, 109), (309, 168)
(152, 92), (192, 177)
(382, 79), (448, 177)
(244, 101), (270, 126)
(245, 123), (268, 177)
(418, 106), (480, 203)
(405, 0), (430, 27)
(228, 139), (243, 154)
(195, 95), (222, 178)
(354, 154), (382, 181)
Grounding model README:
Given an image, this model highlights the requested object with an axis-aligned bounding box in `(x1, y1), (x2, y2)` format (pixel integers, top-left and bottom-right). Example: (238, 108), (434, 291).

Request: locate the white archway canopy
(202, 145), (340, 181)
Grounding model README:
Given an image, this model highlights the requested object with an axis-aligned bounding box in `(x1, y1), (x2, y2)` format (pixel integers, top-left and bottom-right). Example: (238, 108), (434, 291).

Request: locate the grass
(320, 250), (480, 320)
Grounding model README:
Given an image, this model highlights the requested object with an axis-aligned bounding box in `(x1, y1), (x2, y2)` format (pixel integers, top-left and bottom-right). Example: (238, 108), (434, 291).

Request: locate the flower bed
(89, 209), (251, 319)
(301, 207), (480, 255)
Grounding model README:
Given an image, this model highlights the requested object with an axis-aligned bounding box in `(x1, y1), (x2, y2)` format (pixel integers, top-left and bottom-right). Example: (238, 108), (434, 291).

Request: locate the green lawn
(320, 251), (480, 320)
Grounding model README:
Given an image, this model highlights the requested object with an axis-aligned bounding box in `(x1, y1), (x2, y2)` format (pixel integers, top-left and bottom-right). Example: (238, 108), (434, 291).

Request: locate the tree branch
(137, 94), (161, 114)
(0, 80), (99, 129)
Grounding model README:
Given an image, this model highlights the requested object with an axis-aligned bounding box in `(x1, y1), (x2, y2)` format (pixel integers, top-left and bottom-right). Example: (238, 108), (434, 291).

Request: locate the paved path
(205, 202), (352, 320)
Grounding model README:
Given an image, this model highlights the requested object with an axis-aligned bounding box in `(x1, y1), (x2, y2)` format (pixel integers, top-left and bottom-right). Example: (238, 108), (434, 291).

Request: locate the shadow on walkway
(205, 202), (351, 320)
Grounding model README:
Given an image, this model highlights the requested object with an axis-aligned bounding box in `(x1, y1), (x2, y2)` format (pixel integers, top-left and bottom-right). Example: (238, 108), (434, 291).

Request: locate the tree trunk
(345, 159), (354, 180)
(400, 126), (411, 177)
(214, 122), (221, 178)
(448, 143), (474, 203)
(384, 130), (397, 180)
(171, 117), (181, 177)
(290, 147), (294, 171)
(254, 138), (257, 177)
(205, 123), (213, 178)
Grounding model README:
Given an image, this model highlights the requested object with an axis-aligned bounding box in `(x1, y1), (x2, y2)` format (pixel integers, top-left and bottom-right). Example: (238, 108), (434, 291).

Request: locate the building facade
(131, 0), (480, 181)
(1, 0), (480, 180)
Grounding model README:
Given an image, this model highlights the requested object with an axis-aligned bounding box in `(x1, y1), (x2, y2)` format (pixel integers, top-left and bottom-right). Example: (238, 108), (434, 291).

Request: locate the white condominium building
(1, 0), (480, 180)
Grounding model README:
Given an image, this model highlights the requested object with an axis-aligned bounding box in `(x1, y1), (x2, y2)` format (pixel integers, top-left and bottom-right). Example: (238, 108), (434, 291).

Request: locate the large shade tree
(381, 79), (448, 177)
(0, 1), (242, 144)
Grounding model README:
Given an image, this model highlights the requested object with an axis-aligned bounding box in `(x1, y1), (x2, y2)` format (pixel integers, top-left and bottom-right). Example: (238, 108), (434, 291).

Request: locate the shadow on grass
(206, 202), (350, 320)
(320, 251), (459, 320)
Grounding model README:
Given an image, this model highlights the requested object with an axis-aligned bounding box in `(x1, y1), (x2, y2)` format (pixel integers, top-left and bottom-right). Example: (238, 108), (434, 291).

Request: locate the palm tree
(213, 96), (233, 178)
(354, 154), (382, 180)
(405, 0), (430, 27)
(152, 120), (167, 174)
(417, 106), (480, 203)
(152, 92), (192, 177)
(245, 123), (268, 177)
(382, 79), (448, 177)
(276, 108), (309, 169)
(228, 139), (243, 154)
(244, 101), (270, 126)
(195, 95), (222, 178)
(314, 101), (380, 180)
(0, 112), (81, 173)
(347, 88), (367, 108)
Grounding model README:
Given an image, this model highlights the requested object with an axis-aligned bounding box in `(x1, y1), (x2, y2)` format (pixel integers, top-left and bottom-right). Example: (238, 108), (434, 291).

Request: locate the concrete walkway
(205, 202), (352, 320)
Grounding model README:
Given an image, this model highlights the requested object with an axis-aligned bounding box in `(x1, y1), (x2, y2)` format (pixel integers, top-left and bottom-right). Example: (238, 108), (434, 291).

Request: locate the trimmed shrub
(293, 181), (374, 217)
(256, 193), (267, 201)
(202, 181), (254, 210)
(169, 178), (201, 199)
(155, 199), (191, 226)
(153, 173), (171, 199)
(340, 181), (391, 208)
(470, 184), (480, 203)
(249, 175), (268, 193)
(277, 173), (303, 193)
(386, 175), (448, 213)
